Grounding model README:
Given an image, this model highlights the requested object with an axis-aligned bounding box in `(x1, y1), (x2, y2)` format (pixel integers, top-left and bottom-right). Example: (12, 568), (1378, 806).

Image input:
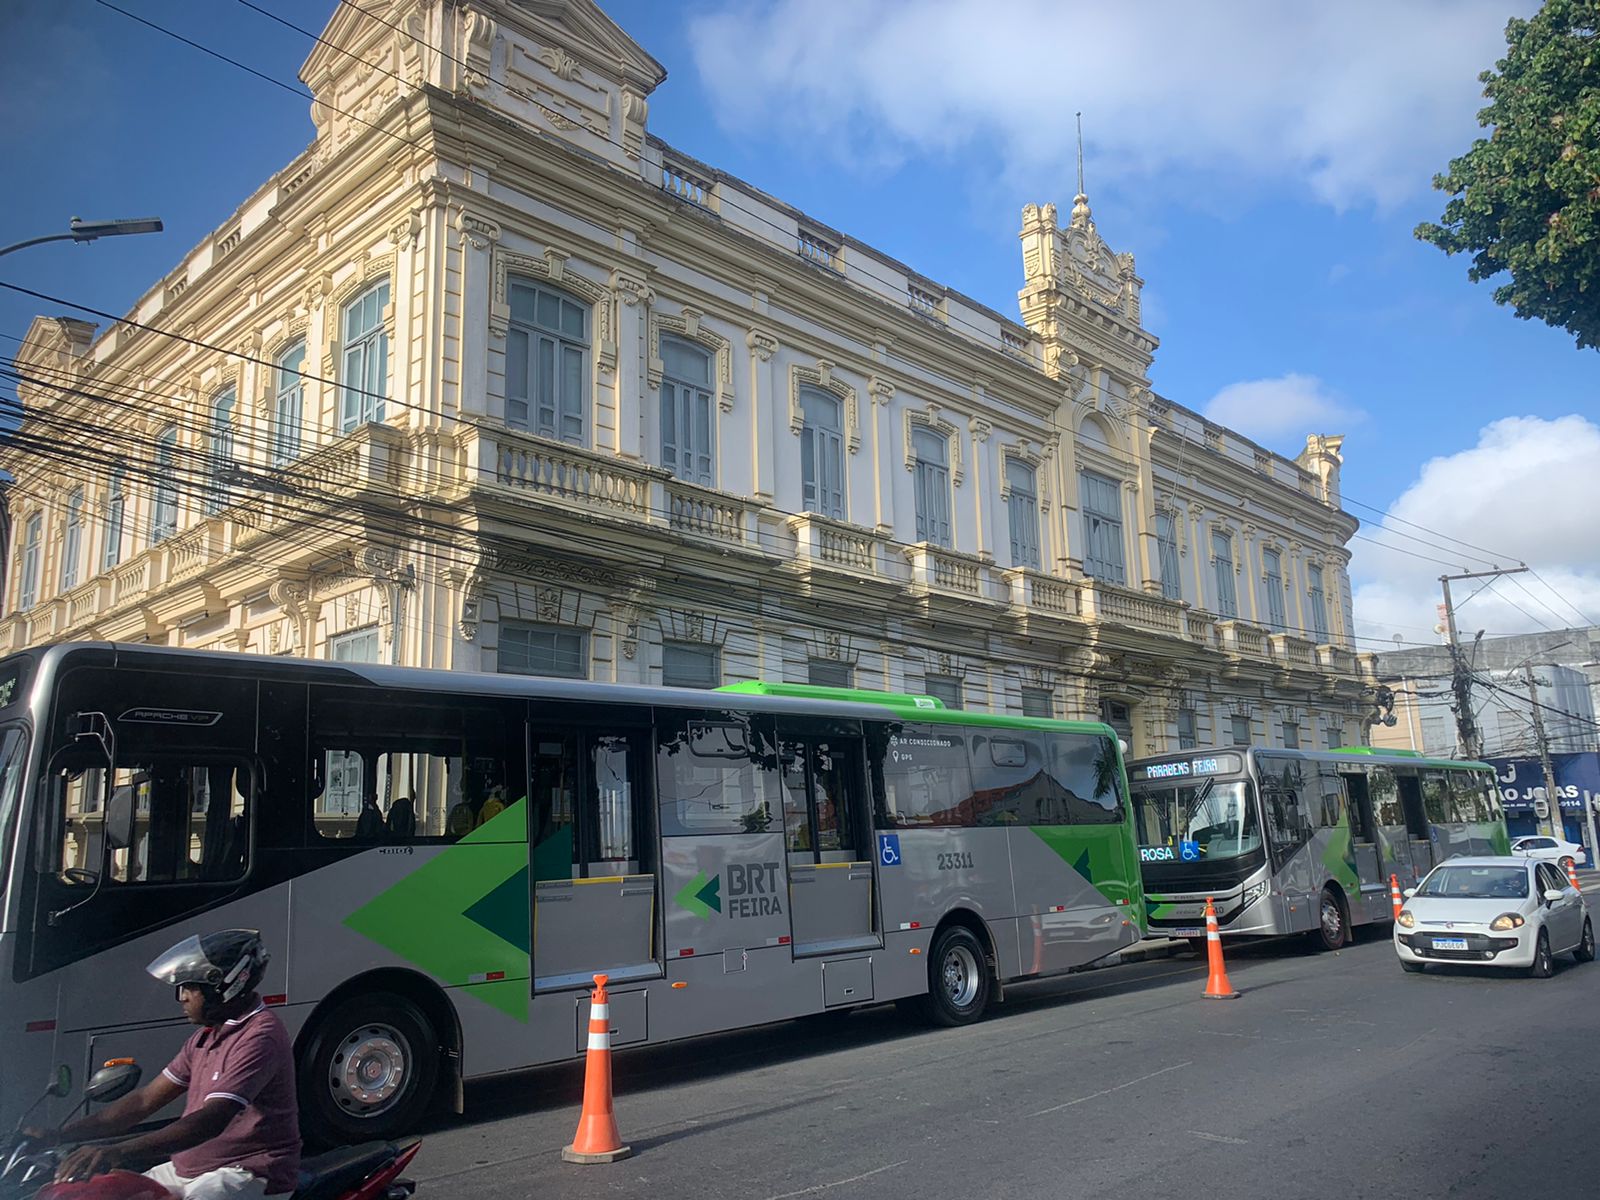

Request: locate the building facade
(0, 0), (1375, 756)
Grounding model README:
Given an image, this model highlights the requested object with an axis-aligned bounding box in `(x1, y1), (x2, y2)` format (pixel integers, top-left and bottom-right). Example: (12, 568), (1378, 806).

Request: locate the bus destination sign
(1134, 753), (1239, 782)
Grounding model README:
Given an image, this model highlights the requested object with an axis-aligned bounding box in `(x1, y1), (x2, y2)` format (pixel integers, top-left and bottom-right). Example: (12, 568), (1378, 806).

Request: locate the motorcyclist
(27, 930), (301, 1198)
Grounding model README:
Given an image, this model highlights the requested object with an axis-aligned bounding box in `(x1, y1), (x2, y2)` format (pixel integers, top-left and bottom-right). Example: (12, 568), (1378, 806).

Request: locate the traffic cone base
(562, 974), (632, 1164)
(1202, 896), (1239, 999)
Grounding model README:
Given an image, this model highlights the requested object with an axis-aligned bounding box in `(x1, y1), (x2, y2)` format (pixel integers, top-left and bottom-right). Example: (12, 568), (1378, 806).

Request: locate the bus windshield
(1131, 779), (1261, 862)
(0, 725), (27, 903)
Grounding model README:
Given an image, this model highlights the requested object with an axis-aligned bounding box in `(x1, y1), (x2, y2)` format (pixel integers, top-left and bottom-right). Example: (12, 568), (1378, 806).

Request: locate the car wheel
(915, 925), (991, 1027)
(298, 992), (439, 1147)
(1399, 960), (1425, 974)
(1576, 919), (1595, 964)
(1309, 888), (1346, 952)
(1528, 929), (1555, 979)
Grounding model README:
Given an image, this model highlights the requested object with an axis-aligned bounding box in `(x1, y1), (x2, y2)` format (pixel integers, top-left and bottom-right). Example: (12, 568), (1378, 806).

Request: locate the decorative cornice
(904, 404), (964, 485)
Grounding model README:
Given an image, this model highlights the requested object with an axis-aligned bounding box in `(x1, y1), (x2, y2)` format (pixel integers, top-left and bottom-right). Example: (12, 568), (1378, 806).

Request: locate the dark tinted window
(656, 712), (776, 835)
(878, 726), (972, 827)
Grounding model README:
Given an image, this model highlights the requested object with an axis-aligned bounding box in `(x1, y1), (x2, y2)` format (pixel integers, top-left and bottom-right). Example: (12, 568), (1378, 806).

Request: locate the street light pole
(0, 217), (163, 260)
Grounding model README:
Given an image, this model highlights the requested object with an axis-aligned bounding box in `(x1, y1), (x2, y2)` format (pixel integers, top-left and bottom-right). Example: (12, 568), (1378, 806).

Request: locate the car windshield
(0, 724), (28, 906)
(1130, 779), (1261, 861)
(1418, 865), (1529, 900)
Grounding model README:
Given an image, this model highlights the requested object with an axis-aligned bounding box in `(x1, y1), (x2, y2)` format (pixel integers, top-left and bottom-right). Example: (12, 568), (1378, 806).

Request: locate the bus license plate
(1172, 927), (1205, 938)
(1431, 937), (1468, 951)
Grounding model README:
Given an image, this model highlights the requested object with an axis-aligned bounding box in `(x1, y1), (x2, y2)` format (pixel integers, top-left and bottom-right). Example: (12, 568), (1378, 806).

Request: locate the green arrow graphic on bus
(675, 870), (722, 919)
(343, 799), (531, 1022)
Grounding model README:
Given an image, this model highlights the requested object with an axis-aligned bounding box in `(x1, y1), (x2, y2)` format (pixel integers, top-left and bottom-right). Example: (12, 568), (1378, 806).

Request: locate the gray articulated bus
(1127, 746), (1508, 950)
(0, 643), (1146, 1143)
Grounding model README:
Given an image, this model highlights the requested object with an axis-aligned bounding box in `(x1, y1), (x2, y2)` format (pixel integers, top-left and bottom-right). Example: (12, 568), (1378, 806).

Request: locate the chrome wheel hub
(942, 944), (980, 1008)
(1321, 898), (1342, 943)
(333, 1026), (409, 1112)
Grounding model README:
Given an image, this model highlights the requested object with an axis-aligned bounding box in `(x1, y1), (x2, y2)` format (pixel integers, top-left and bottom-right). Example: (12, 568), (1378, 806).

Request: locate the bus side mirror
(105, 783), (134, 851)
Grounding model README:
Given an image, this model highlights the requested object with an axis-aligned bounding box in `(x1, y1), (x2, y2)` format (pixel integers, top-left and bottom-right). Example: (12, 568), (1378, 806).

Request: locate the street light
(0, 217), (164, 259)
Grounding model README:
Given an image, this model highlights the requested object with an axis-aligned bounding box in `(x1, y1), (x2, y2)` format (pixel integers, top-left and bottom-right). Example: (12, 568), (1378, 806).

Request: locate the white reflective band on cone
(590, 1003), (609, 1021)
(587, 1032), (610, 1050)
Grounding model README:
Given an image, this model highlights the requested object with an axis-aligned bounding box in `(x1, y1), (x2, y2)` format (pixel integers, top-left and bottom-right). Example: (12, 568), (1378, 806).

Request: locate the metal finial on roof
(1073, 112), (1091, 224)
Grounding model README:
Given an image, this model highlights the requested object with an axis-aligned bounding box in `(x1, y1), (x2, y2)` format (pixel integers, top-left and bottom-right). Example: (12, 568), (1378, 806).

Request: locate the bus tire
(298, 992), (439, 1146)
(1309, 887), (1347, 952)
(919, 926), (991, 1027)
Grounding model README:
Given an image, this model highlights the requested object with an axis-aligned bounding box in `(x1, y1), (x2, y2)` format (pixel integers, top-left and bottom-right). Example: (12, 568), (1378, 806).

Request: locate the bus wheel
(920, 926), (991, 1027)
(1310, 888), (1346, 952)
(299, 993), (439, 1146)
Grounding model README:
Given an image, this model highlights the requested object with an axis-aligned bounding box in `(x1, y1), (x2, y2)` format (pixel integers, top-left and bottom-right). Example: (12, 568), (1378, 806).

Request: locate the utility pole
(1524, 664), (1562, 839)
(1438, 567), (1529, 760)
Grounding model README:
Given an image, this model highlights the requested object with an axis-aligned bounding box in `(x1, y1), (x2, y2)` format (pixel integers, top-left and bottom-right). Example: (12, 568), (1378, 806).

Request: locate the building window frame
(912, 426), (952, 547)
(18, 512), (43, 611)
(206, 386), (237, 515)
(340, 279), (390, 433)
(1308, 568), (1330, 642)
(101, 467), (125, 572)
(60, 487), (85, 592)
(799, 386), (846, 520)
(1005, 457), (1041, 569)
(807, 658), (853, 689)
(1230, 712), (1252, 745)
(923, 673), (963, 710)
(1212, 529), (1237, 618)
(273, 340), (306, 466)
(499, 621), (589, 680)
(1020, 686), (1053, 718)
(662, 641), (720, 689)
(1177, 708), (1198, 750)
(1155, 509), (1182, 601)
(328, 626), (381, 663)
(1080, 470), (1126, 585)
(1261, 546), (1286, 632)
(658, 335), (714, 487)
(149, 424), (179, 544)
(506, 277), (589, 445)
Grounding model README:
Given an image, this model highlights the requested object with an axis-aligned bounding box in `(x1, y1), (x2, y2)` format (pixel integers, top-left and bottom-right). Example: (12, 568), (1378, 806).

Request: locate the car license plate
(1431, 937), (1468, 951)
(1171, 927), (1205, 937)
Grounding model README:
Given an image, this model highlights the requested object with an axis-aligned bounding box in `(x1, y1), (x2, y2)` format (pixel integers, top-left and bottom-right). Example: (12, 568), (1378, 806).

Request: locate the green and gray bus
(1127, 746), (1508, 950)
(0, 643), (1145, 1142)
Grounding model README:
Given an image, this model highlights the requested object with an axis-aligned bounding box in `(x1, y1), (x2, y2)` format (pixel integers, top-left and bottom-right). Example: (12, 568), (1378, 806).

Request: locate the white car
(1509, 835), (1587, 868)
(1395, 856), (1593, 977)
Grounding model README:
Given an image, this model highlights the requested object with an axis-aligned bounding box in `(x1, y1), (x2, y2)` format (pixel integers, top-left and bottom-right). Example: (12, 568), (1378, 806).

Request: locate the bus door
(1340, 770), (1386, 892)
(1396, 772), (1435, 877)
(529, 723), (659, 992)
(776, 722), (878, 957)
(1367, 766), (1415, 884)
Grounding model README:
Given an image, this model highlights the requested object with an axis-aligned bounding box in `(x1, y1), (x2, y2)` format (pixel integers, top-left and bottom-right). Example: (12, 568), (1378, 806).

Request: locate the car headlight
(1396, 910), (1415, 928)
(1489, 913), (1526, 932)
(1242, 881), (1267, 907)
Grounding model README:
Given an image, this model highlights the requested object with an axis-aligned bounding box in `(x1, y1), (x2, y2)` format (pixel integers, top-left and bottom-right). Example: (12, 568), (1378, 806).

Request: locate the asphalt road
(406, 927), (1598, 1200)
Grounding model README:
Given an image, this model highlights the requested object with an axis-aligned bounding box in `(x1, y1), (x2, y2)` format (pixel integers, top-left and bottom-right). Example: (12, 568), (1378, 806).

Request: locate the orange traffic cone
(1566, 860), (1582, 893)
(1389, 874), (1404, 921)
(562, 974), (632, 1164)
(1202, 897), (1238, 1000)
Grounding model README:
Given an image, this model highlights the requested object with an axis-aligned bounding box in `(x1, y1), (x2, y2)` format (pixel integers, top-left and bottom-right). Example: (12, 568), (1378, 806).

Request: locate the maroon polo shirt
(162, 1003), (301, 1194)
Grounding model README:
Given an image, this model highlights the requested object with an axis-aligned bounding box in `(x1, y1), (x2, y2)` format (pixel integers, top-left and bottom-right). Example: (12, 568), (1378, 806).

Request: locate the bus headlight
(1489, 913), (1525, 932)
(1242, 881), (1267, 907)
(1396, 910), (1415, 928)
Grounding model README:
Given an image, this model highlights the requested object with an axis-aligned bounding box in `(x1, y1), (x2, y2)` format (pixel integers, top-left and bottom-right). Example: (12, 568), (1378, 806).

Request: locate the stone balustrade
(666, 479), (755, 546)
(903, 542), (990, 600)
(1004, 568), (1081, 618)
(787, 513), (890, 577)
(482, 427), (656, 520)
(1078, 580), (1184, 636)
(1217, 619), (1269, 658)
(1269, 632), (1318, 669)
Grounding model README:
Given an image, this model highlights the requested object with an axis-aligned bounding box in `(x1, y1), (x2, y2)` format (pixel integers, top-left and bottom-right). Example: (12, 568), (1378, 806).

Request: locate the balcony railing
(787, 513), (889, 578)
(488, 429), (654, 520)
(1269, 632), (1317, 670)
(1078, 580), (1184, 636)
(666, 478), (755, 546)
(1217, 619), (1269, 658)
(904, 542), (991, 600)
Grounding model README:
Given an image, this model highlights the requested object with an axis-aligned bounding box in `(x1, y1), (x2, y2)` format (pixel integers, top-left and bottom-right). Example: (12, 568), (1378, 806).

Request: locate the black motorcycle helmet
(146, 929), (269, 1005)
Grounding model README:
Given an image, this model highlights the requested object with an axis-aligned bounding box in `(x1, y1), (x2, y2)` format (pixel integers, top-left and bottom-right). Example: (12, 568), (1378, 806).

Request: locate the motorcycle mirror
(49, 1065), (72, 1099)
(84, 1061), (141, 1105)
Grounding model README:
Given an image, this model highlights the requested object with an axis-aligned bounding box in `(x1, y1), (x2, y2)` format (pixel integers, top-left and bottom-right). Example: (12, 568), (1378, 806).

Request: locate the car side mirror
(1543, 889), (1565, 903)
(1403, 888), (1417, 898)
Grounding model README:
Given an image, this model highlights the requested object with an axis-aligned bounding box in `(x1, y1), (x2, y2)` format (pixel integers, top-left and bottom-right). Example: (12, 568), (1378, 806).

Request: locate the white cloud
(1203, 373), (1361, 446)
(685, 0), (1526, 211)
(1352, 416), (1600, 646)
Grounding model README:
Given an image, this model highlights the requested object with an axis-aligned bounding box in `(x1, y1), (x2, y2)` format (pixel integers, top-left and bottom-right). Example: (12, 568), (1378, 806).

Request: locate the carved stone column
(869, 377), (896, 534)
(747, 328), (779, 501)
(455, 211), (500, 419)
(611, 269), (652, 459)
(968, 415), (992, 558)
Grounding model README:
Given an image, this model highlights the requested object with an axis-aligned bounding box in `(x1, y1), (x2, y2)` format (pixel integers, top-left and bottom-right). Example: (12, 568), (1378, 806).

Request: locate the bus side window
(875, 725), (972, 827)
(656, 713), (778, 836)
(54, 761), (251, 886)
(966, 732), (1050, 825)
(1369, 767), (1403, 828)
(1043, 734), (1124, 824)
(1421, 772), (1452, 826)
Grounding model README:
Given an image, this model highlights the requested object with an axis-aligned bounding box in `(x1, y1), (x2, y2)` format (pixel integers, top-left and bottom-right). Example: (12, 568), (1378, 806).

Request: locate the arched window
(1005, 458), (1040, 569)
(911, 426), (951, 546)
(101, 467), (125, 572)
(660, 337), (713, 486)
(799, 386), (844, 519)
(150, 425), (179, 544)
(1261, 547), (1286, 631)
(1155, 509), (1181, 601)
(341, 279), (390, 432)
(1308, 567), (1330, 641)
(507, 278), (588, 444)
(206, 387), (237, 514)
(60, 487), (85, 591)
(1212, 530), (1237, 618)
(274, 340), (306, 465)
(18, 512), (42, 611)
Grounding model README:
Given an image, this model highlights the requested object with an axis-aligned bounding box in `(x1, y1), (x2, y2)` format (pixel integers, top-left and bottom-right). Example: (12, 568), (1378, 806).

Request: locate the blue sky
(2, 0), (1596, 648)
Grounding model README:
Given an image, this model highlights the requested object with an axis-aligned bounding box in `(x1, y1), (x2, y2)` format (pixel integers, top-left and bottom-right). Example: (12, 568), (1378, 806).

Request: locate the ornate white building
(1, 0), (1374, 755)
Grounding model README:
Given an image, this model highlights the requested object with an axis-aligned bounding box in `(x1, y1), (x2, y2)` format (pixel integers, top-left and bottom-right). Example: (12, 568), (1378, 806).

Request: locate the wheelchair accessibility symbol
(878, 833), (902, 867)
(1179, 840), (1201, 862)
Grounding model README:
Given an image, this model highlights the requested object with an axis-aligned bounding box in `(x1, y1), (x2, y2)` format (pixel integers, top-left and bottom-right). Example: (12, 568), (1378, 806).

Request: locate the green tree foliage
(1416, 0), (1600, 348)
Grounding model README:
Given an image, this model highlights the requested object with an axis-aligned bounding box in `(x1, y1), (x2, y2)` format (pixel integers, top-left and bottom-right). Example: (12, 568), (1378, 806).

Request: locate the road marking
(1188, 1130), (1249, 1145)
(1030, 1061), (1193, 1116)
(765, 1161), (910, 1199)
